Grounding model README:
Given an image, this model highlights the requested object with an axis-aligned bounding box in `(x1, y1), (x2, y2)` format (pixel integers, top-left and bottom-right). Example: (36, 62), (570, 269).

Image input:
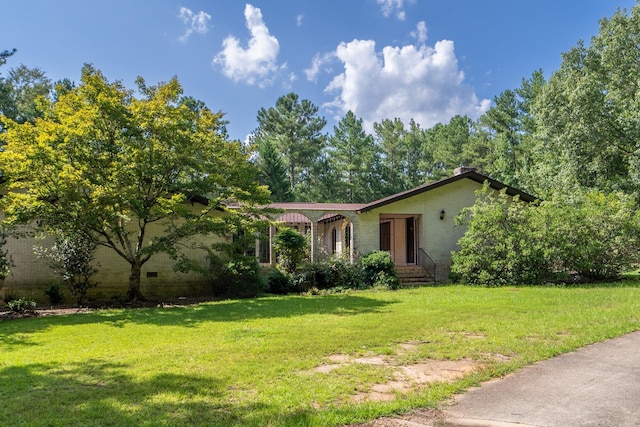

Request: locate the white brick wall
(353, 178), (483, 281)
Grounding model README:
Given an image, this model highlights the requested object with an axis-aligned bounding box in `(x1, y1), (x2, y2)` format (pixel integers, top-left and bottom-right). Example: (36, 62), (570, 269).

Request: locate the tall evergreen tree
(254, 93), (326, 195)
(475, 70), (545, 189)
(422, 115), (474, 180)
(256, 138), (293, 202)
(404, 119), (427, 188)
(329, 111), (381, 202)
(374, 118), (406, 194)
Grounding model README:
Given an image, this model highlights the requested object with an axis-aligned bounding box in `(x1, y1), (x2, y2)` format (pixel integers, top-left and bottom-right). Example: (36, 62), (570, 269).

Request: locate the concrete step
(396, 266), (434, 286)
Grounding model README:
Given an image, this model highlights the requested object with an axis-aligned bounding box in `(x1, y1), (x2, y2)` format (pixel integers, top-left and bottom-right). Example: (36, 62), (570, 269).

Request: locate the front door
(379, 216), (420, 266)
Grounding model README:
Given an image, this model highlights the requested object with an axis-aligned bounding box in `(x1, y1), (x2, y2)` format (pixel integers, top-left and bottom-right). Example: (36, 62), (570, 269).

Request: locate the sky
(1, 0), (637, 141)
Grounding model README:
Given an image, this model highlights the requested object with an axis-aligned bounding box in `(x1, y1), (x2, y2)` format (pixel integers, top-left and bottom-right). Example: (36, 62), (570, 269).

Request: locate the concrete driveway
(364, 331), (640, 427)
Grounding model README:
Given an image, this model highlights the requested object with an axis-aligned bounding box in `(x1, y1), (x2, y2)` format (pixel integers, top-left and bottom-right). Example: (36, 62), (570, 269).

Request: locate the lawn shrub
(35, 232), (99, 304)
(44, 283), (64, 305)
(360, 251), (400, 289)
(326, 256), (364, 289)
(265, 268), (295, 294)
(7, 297), (36, 313)
(295, 256), (366, 291)
(273, 228), (307, 273)
(452, 185), (640, 285)
(209, 255), (265, 298)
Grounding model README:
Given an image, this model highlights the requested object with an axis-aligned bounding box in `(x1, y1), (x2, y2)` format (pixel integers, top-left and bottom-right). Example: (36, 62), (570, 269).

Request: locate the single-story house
(1, 167), (535, 302)
(261, 167), (536, 283)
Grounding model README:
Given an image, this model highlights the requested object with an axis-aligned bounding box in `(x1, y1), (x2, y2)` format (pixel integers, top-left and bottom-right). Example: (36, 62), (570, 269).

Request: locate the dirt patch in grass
(308, 343), (482, 403)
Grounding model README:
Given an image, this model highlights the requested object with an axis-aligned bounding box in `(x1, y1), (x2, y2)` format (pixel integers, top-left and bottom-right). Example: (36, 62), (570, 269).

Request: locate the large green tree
(328, 111), (381, 202)
(255, 137), (293, 202)
(254, 93), (326, 195)
(534, 5), (640, 199)
(0, 65), (52, 126)
(0, 65), (270, 301)
(374, 118), (406, 194)
(475, 70), (545, 190)
(421, 115), (475, 180)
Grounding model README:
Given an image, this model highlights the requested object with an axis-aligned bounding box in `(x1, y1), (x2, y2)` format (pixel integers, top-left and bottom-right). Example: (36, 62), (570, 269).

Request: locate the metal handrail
(418, 248), (436, 282)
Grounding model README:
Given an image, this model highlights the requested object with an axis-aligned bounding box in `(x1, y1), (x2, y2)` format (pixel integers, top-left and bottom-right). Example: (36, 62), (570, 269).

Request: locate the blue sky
(1, 0), (636, 141)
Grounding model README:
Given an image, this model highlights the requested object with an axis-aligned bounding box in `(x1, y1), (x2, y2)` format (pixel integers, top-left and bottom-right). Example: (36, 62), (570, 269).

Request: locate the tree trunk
(126, 262), (145, 302)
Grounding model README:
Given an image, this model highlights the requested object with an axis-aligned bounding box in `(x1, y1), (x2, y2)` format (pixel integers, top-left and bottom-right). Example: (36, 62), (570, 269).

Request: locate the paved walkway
(366, 331), (640, 427)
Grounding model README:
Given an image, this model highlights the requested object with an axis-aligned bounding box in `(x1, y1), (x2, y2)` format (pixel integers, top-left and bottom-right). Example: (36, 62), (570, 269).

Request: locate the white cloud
(411, 21), (427, 44)
(296, 13), (304, 27)
(178, 7), (211, 43)
(324, 38), (490, 132)
(377, 0), (406, 20)
(213, 4), (283, 88)
(304, 52), (334, 82)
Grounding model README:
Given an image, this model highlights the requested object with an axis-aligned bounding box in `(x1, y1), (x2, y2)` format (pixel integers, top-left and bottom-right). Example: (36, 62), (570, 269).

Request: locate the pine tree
(257, 138), (293, 202)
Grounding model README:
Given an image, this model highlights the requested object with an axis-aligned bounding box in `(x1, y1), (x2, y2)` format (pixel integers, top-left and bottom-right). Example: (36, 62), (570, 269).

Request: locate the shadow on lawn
(0, 359), (313, 427)
(0, 294), (396, 340)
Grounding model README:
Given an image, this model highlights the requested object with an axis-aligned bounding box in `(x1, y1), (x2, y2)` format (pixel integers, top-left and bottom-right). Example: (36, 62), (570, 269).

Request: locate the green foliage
(329, 111), (382, 202)
(265, 268), (294, 294)
(475, 70), (545, 191)
(7, 297), (36, 313)
(255, 137), (293, 202)
(0, 229), (13, 281)
(0, 48), (16, 68)
(374, 118), (407, 194)
(0, 64), (271, 301)
(547, 192), (640, 280)
(44, 283), (64, 305)
(533, 5), (640, 199)
(452, 185), (640, 285)
(208, 254), (264, 298)
(273, 228), (307, 273)
(36, 233), (98, 304)
(452, 187), (549, 285)
(0, 65), (52, 126)
(298, 255), (366, 291)
(360, 251), (400, 289)
(253, 92), (327, 194)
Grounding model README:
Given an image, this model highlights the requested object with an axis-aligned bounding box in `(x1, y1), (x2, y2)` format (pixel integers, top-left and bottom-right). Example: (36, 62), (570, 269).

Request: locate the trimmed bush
(360, 251), (400, 289)
(265, 268), (295, 294)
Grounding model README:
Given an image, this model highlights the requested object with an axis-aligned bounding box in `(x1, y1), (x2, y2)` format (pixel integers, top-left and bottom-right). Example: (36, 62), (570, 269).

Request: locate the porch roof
(268, 202), (366, 211)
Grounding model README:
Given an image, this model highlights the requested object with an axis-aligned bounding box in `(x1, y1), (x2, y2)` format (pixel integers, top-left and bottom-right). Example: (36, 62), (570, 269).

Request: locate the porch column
(269, 225), (276, 266)
(310, 221), (318, 263)
(349, 221), (355, 263)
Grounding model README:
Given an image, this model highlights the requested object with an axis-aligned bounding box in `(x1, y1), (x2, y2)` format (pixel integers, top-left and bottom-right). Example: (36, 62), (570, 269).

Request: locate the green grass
(2, 283), (640, 426)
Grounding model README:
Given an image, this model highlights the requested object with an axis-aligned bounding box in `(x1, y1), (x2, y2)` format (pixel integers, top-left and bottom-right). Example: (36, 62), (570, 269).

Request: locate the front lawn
(1, 283), (639, 426)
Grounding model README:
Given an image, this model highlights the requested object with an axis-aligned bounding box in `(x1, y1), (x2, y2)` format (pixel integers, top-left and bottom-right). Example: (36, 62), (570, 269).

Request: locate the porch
(258, 203), (437, 283)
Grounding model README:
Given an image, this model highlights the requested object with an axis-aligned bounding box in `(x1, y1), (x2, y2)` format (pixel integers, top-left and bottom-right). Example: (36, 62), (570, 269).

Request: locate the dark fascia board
(357, 171), (537, 213)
